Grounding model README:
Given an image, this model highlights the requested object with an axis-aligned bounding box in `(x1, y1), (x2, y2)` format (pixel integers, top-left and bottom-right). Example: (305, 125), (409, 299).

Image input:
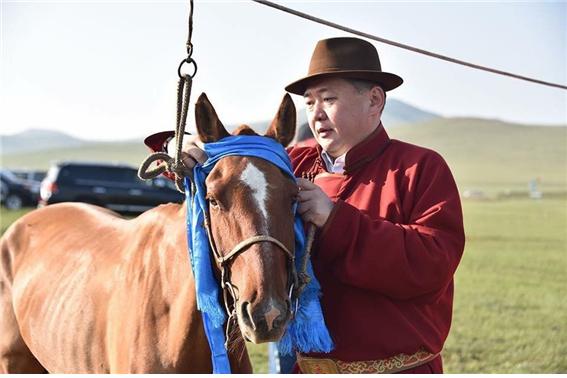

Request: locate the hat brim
(144, 130), (176, 153)
(285, 70), (403, 96)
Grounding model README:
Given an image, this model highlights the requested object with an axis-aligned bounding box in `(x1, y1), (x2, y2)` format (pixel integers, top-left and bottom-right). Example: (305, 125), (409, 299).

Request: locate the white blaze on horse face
(240, 161), (269, 222)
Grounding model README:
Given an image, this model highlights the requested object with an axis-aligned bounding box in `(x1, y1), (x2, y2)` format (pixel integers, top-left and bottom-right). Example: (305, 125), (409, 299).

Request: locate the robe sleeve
(315, 152), (465, 300)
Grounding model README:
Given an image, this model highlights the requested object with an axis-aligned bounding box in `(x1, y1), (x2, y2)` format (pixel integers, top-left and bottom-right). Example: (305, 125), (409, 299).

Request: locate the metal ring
(288, 282), (295, 302)
(292, 298), (300, 318)
(178, 57), (198, 79)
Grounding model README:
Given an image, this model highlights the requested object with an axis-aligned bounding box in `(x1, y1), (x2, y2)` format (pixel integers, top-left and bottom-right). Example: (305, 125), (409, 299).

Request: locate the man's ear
(369, 86), (386, 115)
(265, 94), (296, 147)
(194, 93), (230, 143)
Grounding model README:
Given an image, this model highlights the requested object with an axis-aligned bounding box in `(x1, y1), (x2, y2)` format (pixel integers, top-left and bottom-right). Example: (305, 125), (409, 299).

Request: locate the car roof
(53, 161), (136, 169)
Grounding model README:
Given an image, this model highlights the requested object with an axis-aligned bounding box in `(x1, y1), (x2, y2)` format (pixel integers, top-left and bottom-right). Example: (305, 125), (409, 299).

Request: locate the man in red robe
(145, 37), (465, 374)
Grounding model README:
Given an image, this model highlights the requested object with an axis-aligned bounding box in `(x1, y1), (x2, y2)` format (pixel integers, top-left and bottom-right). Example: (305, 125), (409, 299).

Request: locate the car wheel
(5, 194), (23, 210)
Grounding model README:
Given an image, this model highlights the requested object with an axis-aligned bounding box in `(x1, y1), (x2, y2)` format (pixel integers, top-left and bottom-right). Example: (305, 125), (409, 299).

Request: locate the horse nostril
(272, 314), (284, 330)
(241, 301), (257, 331)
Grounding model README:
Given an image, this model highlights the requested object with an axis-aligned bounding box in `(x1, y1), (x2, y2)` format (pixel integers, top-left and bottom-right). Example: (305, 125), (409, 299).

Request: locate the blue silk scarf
(184, 135), (333, 373)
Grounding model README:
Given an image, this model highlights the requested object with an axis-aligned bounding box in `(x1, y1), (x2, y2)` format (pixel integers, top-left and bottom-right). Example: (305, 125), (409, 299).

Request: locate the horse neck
(126, 203), (194, 322)
(133, 203), (251, 372)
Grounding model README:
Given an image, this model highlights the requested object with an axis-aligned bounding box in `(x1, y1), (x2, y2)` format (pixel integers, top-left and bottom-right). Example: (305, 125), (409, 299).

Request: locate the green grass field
(0, 207), (31, 235)
(242, 197), (567, 373)
(388, 118), (567, 197)
(2, 196), (565, 373)
(446, 198), (566, 373)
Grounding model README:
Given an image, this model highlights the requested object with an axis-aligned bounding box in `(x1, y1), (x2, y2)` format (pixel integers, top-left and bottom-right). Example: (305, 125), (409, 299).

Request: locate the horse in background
(0, 93), (298, 373)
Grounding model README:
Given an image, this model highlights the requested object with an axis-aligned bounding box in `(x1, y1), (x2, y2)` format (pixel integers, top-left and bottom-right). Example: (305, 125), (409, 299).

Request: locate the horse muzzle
(237, 298), (291, 344)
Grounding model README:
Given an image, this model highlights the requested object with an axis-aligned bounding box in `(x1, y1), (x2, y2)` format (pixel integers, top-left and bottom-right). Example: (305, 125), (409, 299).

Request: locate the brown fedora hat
(285, 37), (403, 95)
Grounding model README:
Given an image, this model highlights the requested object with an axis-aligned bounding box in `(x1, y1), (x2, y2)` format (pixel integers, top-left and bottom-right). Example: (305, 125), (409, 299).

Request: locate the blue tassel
(197, 293), (227, 329)
(278, 327), (293, 355)
(276, 257), (334, 355)
(293, 300), (333, 353)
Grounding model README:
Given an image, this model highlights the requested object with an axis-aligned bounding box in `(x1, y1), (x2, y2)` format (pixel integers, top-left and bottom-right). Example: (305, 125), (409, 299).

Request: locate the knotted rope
(138, 76), (194, 192)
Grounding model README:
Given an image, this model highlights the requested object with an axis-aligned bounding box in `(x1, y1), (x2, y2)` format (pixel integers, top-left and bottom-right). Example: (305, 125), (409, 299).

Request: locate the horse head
(194, 93), (297, 344)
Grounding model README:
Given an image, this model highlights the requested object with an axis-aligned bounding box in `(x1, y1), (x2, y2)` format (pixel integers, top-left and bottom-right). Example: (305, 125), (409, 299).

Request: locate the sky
(1, 0), (566, 141)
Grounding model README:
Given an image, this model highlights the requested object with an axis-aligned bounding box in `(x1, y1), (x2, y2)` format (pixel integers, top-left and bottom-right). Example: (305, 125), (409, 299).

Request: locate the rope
(139, 0), (197, 192)
(297, 225), (315, 293)
(296, 171), (318, 294)
(251, 0), (567, 91)
(186, 0), (194, 56)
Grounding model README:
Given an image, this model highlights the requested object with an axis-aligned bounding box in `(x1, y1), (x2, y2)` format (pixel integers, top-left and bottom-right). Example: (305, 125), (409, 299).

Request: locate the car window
(57, 165), (145, 187)
(0, 170), (20, 184)
(31, 172), (47, 181)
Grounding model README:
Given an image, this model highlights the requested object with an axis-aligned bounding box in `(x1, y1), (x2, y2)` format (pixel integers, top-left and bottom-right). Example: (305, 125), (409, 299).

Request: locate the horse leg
(0, 283), (47, 372)
(0, 232), (46, 373)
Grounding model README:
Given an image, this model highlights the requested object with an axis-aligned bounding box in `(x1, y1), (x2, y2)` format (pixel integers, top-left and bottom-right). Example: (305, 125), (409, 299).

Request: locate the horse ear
(195, 93), (230, 143)
(265, 94), (296, 147)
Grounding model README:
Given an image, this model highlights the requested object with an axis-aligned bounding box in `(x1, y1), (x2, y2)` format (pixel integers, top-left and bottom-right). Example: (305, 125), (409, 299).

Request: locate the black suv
(39, 161), (184, 214)
(0, 169), (38, 209)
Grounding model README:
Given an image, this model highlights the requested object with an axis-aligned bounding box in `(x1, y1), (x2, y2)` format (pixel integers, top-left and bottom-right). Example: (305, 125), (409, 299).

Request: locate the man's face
(303, 77), (379, 158)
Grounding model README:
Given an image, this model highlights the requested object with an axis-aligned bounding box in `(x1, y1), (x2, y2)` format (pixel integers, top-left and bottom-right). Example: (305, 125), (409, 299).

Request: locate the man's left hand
(296, 178), (334, 228)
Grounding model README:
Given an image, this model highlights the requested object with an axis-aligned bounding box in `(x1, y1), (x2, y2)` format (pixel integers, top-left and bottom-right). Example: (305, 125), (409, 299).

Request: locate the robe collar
(316, 123), (391, 175)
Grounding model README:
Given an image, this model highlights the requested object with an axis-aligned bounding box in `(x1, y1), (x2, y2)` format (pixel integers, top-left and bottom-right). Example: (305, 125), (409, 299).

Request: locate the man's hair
(347, 78), (378, 93)
(345, 78), (387, 112)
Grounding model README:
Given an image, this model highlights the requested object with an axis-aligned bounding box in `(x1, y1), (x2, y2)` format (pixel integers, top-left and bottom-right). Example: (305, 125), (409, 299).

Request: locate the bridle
(202, 205), (299, 346)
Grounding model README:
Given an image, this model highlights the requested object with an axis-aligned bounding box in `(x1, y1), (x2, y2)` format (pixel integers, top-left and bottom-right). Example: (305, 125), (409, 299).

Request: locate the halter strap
(216, 235), (295, 264)
(204, 213), (295, 265)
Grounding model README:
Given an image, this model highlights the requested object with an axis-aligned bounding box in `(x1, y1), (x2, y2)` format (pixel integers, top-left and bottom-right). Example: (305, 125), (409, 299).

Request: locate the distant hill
(387, 118), (566, 195)
(381, 98), (439, 126)
(0, 141), (149, 171)
(0, 129), (85, 154)
(1, 98), (438, 155)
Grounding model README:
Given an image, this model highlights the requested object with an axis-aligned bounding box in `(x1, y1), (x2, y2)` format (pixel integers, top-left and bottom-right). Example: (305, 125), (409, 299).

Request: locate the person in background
(144, 37), (465, 374)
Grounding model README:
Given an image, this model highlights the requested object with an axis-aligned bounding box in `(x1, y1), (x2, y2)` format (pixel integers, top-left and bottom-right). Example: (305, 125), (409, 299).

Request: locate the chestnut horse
(0, 93), (298, 373)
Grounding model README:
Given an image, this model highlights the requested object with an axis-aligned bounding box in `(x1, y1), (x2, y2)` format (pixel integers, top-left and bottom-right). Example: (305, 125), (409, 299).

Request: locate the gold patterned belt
(296, 348), (438, 374)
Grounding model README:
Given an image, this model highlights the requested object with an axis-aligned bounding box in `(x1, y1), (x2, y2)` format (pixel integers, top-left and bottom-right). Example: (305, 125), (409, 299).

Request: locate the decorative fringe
(277, 230), (334, 356)
(196, 292), (227, 329)
(277, 279), (334, 355)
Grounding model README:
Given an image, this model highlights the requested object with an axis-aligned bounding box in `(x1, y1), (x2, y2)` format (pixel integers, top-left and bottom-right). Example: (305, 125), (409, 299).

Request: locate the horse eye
(208, 197), (220, 209)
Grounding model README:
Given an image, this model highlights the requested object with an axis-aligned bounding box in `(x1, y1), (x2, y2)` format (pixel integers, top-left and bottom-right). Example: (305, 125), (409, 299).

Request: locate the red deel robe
(288, 125), (465, 362)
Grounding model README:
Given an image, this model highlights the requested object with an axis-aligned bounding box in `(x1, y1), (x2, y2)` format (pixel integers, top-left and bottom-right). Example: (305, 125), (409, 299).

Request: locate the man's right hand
(168, 135), (207, 171)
